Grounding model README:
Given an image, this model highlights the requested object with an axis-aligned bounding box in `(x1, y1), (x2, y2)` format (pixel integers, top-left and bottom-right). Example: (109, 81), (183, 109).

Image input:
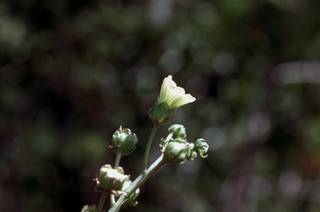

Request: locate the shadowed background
(1, 0), (320, 211)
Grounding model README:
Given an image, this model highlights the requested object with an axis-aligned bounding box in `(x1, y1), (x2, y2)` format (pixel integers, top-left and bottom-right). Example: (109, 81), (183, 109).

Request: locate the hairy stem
(108, 154), (166, 212)
(143, 125), (158, 169)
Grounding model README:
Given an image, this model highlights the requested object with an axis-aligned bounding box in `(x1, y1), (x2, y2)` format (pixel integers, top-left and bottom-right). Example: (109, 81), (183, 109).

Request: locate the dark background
(1, 0), (320, 211)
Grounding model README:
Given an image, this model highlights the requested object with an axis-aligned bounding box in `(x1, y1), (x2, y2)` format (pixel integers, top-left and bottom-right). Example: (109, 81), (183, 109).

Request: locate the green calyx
(161, 125), (210, 164)
(96, 164), (129, 191)
(111, 126), (138, 156)
(149, 102), (171, 125)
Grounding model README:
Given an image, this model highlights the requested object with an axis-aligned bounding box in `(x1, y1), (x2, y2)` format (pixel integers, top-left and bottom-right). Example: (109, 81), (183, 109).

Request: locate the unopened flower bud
(96, 164), (129, 191)
(190, 150), (198, 160)
(168, 124), (186, 138)
(111, 126), (138, 156)
(81, 205), (97, 212)
(163, 138), (194, 164)
(122, 180), (140, 207)
(195, 138), (209, 158)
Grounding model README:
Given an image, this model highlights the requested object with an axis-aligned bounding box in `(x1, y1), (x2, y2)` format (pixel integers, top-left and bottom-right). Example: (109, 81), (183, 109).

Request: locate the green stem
(110, 153), (122, 207)
(144, 124), (158, 169)
(98, 153), (122, 212)
(108, 154), (166, 212)
(114, 153), (122, 168)
(97, 193), (107, 212)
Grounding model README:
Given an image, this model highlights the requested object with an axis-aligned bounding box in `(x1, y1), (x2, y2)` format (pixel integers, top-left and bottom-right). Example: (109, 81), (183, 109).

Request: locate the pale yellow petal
(170, 94), (196, 109)
(166, 86), (186, 106)
(158, 75), (176, 103)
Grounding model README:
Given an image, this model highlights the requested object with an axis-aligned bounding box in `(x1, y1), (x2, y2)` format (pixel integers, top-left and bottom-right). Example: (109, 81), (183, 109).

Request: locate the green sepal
(148, 102), (170, 125)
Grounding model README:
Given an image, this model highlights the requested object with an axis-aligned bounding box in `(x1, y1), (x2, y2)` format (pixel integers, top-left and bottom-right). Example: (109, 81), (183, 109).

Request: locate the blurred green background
(1, 0), (320, 211)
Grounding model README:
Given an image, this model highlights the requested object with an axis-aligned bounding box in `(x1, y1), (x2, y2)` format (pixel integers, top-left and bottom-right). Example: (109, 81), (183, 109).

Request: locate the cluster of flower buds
(91, 126), (141, 209)
(110, 126), (138, 156)
(161, 124), (209, 164)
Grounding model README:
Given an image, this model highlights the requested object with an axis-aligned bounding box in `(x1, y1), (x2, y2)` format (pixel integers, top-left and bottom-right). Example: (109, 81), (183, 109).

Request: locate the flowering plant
(81, 76), (209, 212)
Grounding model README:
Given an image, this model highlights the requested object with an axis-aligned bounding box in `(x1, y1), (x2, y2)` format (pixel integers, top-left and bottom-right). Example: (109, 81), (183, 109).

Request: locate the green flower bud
(122, 180), (140, 207)
(163, 138), (194, 164)
(190, 150), (198, 160)
(195, 138), (209, 158)
(96, 164), (129, 191)
(111, 126), (138, 156)
(81, 205), (97, 212)
(168, 124), (186, 138)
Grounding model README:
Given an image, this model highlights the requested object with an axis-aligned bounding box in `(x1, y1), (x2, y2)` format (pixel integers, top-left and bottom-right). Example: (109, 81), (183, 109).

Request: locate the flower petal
(166, 86), (186, 106)
(158, 75), (176, 103)
(170, 94), (196, 109)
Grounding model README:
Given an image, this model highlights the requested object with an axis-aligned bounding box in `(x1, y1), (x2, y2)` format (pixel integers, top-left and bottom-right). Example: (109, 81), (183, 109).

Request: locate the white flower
(149, 75), (196, 125)
(157, 75), (196, 110)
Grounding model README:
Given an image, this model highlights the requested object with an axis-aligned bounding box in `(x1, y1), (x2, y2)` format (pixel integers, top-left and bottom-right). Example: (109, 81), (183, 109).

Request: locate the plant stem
(114, 153), (122, 168)
(109, 153), (122, 207)
(144, 124), (158, 169)
(98, 193), (107, 212)
(108, 154), (166, 212)
(97, 153), (122, 212)
(110, 193), (116, 206)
